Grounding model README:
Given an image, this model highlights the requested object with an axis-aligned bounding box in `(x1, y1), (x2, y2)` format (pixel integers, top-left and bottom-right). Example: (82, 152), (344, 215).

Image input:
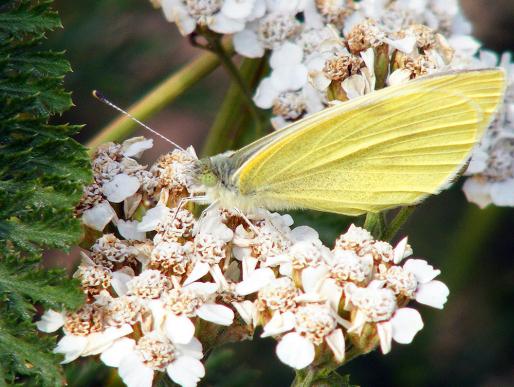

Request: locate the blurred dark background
(46, 1), (513, 386)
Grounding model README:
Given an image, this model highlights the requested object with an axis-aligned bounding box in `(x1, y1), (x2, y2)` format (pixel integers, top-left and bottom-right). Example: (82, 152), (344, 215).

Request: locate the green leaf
(0, 0), (90, 385)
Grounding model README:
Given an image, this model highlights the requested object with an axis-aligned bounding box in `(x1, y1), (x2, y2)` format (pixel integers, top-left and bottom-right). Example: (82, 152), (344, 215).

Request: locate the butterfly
(196, 69), (505, 216)
(95, 69), (505, 217)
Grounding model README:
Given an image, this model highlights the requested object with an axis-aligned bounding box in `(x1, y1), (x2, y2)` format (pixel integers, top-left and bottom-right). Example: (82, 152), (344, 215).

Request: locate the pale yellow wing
(234, 69), (505, 215)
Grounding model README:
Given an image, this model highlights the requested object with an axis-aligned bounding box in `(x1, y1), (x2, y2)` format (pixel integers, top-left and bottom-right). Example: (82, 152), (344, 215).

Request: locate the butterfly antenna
(92, 90), (186, 152)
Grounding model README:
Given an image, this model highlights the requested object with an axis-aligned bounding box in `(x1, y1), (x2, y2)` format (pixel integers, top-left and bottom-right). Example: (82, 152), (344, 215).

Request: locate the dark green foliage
(0, 0), (90, 385)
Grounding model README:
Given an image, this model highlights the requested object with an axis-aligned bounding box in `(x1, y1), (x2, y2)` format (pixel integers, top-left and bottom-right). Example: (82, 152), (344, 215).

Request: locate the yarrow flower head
(463, 52), (514, 208)
(38, 134), (450, 385)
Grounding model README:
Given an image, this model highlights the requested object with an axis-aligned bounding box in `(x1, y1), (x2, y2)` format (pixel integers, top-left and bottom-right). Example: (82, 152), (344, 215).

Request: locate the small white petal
(176, 337), (203, 360)
(385, 35), (416, 53)
(360, 48), (375, 74)
(36, 310), (64, 333)
(235, 267), (275, 295)
(82, 201), (116, 231)
(377, 321), (393, 354)
(276, 332), (315, 369)
(254, 77), (280, 108)
(449, 35), (481, 57)
(100, 337), (136, 367)
(261, 311), (295, 337)
(184, 262), (210, 285)
(242, 256), (258, 279)
(137, 203), (170, 232)
(270, 64), (308, 91)
(118, 220), (146, 241)
(119, 352), (154, 387)
(342, 74), (366, 99)
(232, 300), (256, 325)
(490, 179), (514, 207)
(124, 193), (142, 218)
(393, 237), (410, 264)
(221, 0), (255, 19)
(165, 314), (195, 344)
(54, 335), (88, 364)
(391, 308), (424, 344)
(403, 259), (440, 283)
(248, 0), (265, 20)
(162, 0), (196, 35)
(462, 177), (492, 208)
(122, 137), (153, 158)
(270, 42), (303, 69)
(466, 148), (488, 174)
(301, 266), (329, 293)
(233, 30), (265, 58)
(196, 304), (234, 326)
(291, 225), (318, 242)
(82, 325), (133, 356)
(387, 69), (412, 86)
(415, 280), (449, 309)
(325, 328), (345, 363)
(185, 281), (219, 295)
(167, 356), (205, 387)
(111, 268), (135, 296)
(102, 173), (140, 203)
(209, 13), (245, 34)
(319, 278), (343, 311)
(309, 71), (332, 91)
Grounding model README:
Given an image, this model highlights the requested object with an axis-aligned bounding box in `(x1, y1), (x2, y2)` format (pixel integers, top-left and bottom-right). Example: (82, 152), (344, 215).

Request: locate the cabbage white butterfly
(96, 69), (505, 216)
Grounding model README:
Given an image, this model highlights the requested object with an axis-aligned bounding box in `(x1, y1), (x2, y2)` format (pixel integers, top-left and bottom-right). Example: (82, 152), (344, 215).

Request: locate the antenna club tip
(92, 90), (105, 101)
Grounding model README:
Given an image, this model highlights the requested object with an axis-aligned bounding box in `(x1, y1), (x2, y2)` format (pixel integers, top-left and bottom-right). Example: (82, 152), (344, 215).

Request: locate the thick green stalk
(87, 48), (226, 152)
(383, 206), (416, 242)
(363, 212), (386, 239)
(201, 57), (266, 157)
(203, 35), (263, 137)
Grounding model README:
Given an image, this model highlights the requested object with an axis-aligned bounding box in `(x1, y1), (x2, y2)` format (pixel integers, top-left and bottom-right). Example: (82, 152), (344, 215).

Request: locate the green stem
(201, 57), (266, 157)
(87, 47), (226, 152)
(363, 212), (386, 239)
(383, 206), (416, 242)
(291, 347), (362, 387)
(292, 367), (317, 387)
(203, 34), (263, 137)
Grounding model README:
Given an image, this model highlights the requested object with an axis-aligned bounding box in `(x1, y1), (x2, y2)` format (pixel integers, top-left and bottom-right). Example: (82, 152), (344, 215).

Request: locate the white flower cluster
(153, 0), (514, 208)
(463, 53), (514, 208)
(39, 138), (449, 386)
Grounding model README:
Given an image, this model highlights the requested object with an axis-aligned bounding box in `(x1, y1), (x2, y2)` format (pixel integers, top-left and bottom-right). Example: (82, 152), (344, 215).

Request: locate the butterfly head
(196, 160), (218, 187)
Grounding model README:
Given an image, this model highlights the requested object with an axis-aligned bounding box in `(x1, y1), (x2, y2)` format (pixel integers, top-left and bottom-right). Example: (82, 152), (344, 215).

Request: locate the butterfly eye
(200, 170), (217, 187)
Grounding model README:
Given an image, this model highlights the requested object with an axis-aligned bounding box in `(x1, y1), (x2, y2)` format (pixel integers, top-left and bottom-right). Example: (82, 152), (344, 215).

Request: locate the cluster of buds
(152, 0), (514, 209)
(38, 138), (448, 387)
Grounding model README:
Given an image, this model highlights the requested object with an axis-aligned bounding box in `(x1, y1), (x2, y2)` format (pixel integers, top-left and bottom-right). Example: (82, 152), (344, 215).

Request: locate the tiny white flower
(122, 137), (154, 158)
(82, 200), (117, 231)
(36, 310), (65, 333)
(102, 173), (141, 203)
(271, 303), (345, 369)
(118, 219), (146, 241)
(138, 203), (171, 232)
(37, 304), (133, 364)
(101, 333), (204, 387)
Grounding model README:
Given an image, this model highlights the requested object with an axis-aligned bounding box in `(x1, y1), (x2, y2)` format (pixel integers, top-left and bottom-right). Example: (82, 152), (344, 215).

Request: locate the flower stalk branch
(201, 57), (267, 157)
(200, 32), (263, 137)
(383, 206), (417, 242)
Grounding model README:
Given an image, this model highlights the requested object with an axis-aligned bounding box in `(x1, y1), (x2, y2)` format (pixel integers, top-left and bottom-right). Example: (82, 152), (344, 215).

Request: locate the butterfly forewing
(233, 69), (505, 215)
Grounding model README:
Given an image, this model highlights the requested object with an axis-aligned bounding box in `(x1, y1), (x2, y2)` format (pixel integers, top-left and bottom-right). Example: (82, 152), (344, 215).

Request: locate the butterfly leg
(233, 207), (260, 236)
(197, 200), (220, 225)
(172, 195), (209, 223)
